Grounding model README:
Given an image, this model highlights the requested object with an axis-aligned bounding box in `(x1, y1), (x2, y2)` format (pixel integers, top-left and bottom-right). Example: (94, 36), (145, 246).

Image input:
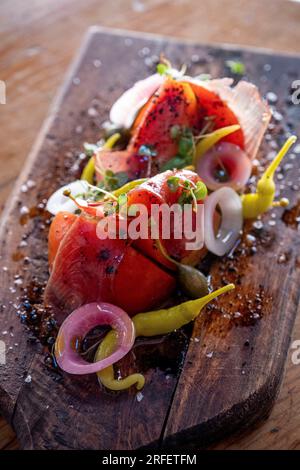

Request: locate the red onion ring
(204, 187), (242, 256)
(197, 142), (252, 191)
(55, 302), (135, 375)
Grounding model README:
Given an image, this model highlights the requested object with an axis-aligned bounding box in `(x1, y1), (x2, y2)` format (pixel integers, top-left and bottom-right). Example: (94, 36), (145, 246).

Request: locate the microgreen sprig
(166, 175), (207, 212)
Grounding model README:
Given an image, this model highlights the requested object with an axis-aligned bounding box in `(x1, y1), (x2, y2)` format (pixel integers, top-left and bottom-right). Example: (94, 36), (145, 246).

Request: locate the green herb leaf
(178, 128), (194, 158)
(194, 181), (208, 200)
(156, 63), (169, 75)
(178, 190), (193, 206)
(117, 193), (128, 214)
(167, 176), (180, 192)
(83, 142), (98, 157)
(226, 60), (245, 75)
(104, 170), (129, 191)
(103, 201), (116, 216)
(161, 156), (188, 171)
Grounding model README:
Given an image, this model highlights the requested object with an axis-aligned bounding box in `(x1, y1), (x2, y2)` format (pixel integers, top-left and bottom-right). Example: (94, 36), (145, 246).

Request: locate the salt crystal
(294, 144), (300, 154)
(273, 111), (283, 122)
(24, 375), (32, 384)
(93, 59), (102, 68)
(253, 220), (263, 230)
(278, 253), (287, 264)
(136, 392), (144, 402)
(138, 47), (150, 57)
(72, 77), (80, 85)
(20, 206), (29, 215)
(144, 57), (153, 67)
(27, 180), (36, 189)
(270, 140), (278, 149)
(266, 92), (278, 103)
(191, 54), (200, 63)
(246, 234), (256, 245)
(267, 150), (276, 161)
(87, 107), (98, 117)
(206, 352), (213, 358)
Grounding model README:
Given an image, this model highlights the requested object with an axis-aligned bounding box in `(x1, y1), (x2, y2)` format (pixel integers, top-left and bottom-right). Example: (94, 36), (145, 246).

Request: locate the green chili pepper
(95, 283), (234, 391)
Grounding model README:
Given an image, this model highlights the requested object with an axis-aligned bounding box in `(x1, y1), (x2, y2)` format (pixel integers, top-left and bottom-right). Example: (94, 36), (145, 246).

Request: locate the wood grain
(1, 0), (300, 451)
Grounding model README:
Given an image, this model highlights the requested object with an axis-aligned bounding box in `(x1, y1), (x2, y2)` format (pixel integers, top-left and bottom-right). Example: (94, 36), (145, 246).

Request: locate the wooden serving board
(1, 27), (300, 450)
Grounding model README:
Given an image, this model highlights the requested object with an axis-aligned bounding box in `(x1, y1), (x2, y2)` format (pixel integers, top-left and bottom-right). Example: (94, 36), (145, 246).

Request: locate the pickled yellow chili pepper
(95, 330), (145, 391)
(95, 283), (235, 391)
(183, 165), (196, 171)
(194, 124), (241, 162)
(81, 155), (96, 184)
(111, 178), (148, 198)
(80, 133), (121, 183)
(241, 136), (297, 219)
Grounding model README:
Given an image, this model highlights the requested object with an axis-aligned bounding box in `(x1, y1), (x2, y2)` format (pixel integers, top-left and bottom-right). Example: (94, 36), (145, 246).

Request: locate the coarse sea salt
(20, 206), (29, 215)
(266, 92), (278, 103)
(136, 392), (144, 402)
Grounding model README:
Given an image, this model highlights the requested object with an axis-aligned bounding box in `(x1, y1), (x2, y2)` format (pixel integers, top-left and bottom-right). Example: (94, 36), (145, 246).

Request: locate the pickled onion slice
(55, 302), (135, 375)
(197, 142), (252, 191)
(204, 187), (242, 256)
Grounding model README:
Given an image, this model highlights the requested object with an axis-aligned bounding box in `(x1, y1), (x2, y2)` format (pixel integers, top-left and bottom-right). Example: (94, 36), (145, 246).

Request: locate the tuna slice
(45, 213), (176, 322)
(185, 77), (271, 159)
(128, 78), (198, 171)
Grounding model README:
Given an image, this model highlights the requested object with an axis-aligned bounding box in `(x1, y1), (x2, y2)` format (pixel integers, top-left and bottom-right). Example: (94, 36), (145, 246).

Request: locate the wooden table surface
(1, 0), (300, 450)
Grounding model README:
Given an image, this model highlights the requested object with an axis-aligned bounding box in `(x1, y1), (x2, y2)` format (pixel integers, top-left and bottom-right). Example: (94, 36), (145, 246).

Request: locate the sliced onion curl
(55, 302), (135, 375)
(197, 142), (252, 191)
(46, 180), (88, 215)
(204, 187), (242, 256)
(110, 73), (165, 129)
